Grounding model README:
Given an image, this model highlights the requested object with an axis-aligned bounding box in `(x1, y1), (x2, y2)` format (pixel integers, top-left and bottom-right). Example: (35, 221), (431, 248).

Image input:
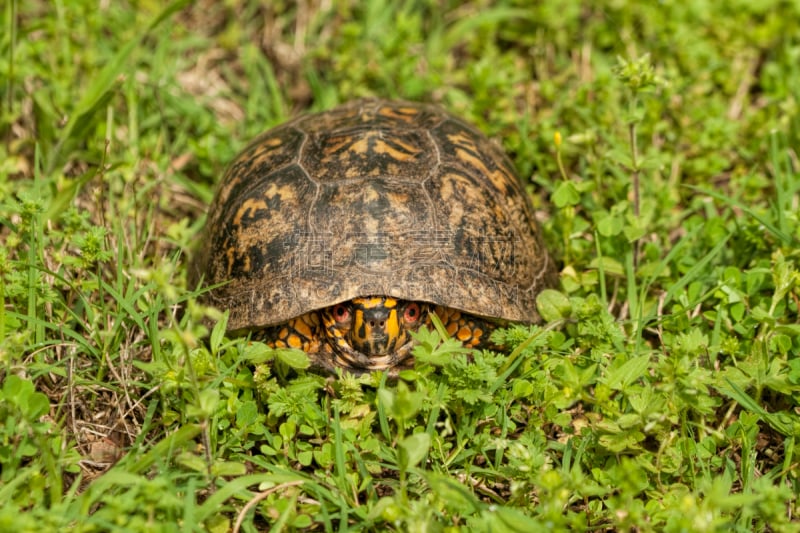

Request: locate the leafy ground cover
(1, 0), (799, 531)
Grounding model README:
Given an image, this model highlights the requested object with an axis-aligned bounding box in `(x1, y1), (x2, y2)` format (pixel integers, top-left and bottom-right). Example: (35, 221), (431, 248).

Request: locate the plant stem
(4, 0), (16, 151)
(628, 98), (641, 219)
(629, 96), (642, 268)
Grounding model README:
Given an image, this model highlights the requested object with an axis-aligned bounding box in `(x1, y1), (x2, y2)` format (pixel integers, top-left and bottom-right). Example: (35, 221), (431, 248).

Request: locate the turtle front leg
(433, 306), (502, 350)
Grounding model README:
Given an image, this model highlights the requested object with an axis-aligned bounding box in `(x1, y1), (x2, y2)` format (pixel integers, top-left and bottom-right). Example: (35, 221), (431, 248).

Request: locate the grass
(1, 0), (799, 531)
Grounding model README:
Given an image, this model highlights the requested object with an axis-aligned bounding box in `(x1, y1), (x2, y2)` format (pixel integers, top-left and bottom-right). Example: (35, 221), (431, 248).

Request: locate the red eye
(403, 303), (421, 323)
(332, 304), (350, 322)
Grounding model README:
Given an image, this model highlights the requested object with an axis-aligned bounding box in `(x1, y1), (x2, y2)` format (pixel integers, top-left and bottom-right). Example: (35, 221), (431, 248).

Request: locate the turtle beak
(352, 304), (402, 356)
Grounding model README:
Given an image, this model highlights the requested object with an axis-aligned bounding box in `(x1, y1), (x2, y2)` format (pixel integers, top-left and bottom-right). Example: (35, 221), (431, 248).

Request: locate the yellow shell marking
(377, 105), (420, 123)
(233, 198), (268, 227)
(349, 132), (422, 162)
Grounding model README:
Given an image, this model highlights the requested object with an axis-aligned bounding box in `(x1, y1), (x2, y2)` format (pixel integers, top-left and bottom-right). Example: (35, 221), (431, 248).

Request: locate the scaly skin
(253, 296), (499, 374)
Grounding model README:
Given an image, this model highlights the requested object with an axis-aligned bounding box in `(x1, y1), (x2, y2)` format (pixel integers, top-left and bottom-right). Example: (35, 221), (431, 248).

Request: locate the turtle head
(321, 296), (428, 370)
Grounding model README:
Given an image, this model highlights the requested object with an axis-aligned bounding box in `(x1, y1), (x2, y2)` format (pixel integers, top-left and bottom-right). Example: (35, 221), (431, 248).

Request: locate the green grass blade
(46, 0), (191, 173)
(687, 185), (794, 245)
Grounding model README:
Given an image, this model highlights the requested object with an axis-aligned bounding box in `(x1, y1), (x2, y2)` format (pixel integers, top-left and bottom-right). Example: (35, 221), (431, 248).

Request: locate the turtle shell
(192, 99), (556, 332)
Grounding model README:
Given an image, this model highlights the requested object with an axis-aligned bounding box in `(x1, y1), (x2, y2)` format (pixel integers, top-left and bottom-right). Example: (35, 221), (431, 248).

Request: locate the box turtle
(192, 99), (557, 375)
